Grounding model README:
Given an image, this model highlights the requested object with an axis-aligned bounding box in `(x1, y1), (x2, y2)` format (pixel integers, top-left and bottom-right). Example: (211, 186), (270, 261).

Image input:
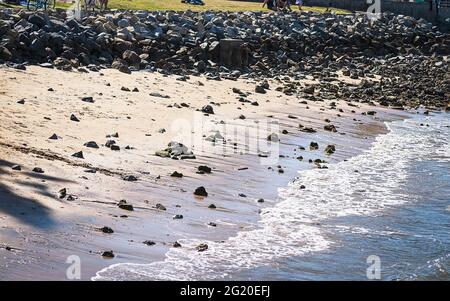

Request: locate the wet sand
(0, 65), (408, 280)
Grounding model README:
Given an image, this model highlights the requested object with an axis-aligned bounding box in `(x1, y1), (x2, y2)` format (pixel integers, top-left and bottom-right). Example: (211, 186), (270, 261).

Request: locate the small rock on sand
(123, 175), (137, 182)
(201, 105), (214, 114)
(149, 92), (170, 99)
(84, 141), (99, 149)
(255, 84), (266, 94)
(72, 151), (84, 159)
(310, 142), (319, 150)
(267, 133), (279, 142)
(101, 251), (115, 258)
(99, 226), (114, 234)
(205, 131), (224, 142)
(58, 188), (67, 199)
(105, 140), (116, 148)
(300, 126), (316, 133)
(194, 186), (208, 197)
(81, 97), (94, 103)
(197, 165), (212, 174)
(170, 171), (183, 178)
(48, 133), (59, 140)
(117, 200), (134, 211)
(32, 167), (44, 173)
(196, 243), (208, 252)
(324, 124), (337, 132)
(155, 203), (166, 211)
(325, 145), (336, 155)
(156, 141), (194, 159)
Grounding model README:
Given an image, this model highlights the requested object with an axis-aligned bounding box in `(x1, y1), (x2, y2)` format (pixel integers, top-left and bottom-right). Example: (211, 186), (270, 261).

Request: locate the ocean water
(94, 113), (450, 281)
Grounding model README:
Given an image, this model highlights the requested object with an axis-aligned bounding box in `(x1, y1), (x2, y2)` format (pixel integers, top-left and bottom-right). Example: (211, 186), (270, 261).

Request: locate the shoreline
(1, 6), (448, 281)
(0, 65), (410, 280)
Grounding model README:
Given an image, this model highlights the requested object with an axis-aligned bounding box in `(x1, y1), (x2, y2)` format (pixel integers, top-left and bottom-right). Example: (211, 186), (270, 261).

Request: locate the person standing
(262, 0), (277, 11)
(277, 0), (291, 10)
(296, 0), (303, 10)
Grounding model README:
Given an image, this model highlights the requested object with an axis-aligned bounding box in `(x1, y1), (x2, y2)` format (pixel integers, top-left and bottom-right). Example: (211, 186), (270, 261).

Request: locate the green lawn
(1, 0), (349, 13)
(0, 2), (72, 9)
(106, 0), (348, 13)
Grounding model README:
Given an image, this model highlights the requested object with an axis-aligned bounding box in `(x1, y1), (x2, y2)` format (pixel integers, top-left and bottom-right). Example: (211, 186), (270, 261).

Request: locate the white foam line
(93, 114), (449, 281)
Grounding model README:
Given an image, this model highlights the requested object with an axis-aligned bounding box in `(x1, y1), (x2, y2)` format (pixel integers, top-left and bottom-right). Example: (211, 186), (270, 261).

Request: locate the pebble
(101, 251), (115, 258)
(197, 165), (212, 174)
(194, 186), (208, 197)
(170, 171), (183, 178)
(201, 105), (214, 114)
(99, 226), (114, 234)
(84, 141), (99, 149)
(72, 151), (84, 159)
(81, 97), (94, 103)
(117, 200), (134, 211)
(123, 175), (137, 181)
(58, 188), (67, 199)
(32, 167), (44, 173)
(325, 145), (336, 155)
(48, 133), (59, 140)
(310, 142), (319, 150)
(196, 243), (208, 252)
(155, 203), (167, 211)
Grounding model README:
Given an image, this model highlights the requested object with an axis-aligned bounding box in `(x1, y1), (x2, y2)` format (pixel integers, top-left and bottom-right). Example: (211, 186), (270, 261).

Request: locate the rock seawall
(1, 9), (449, 108)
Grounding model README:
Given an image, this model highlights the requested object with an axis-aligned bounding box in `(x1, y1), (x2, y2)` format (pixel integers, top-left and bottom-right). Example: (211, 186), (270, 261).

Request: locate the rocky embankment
(0, 9), (449, 109)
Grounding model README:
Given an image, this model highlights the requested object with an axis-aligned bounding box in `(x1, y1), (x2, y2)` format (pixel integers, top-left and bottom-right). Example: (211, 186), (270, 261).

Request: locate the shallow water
(94, 113), (450, 281)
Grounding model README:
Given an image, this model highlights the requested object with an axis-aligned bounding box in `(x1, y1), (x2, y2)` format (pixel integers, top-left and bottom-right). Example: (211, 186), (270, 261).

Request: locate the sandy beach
(1, 7), (448, 281)
(0, 64), (409, 280)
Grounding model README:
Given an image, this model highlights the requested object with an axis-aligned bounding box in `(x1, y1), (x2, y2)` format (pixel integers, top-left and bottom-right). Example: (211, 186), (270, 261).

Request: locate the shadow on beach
(0, 159), (73, 229)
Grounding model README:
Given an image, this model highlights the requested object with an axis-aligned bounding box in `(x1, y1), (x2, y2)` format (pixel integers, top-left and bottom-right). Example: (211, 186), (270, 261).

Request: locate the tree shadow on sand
(0, 159), (75, 230)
